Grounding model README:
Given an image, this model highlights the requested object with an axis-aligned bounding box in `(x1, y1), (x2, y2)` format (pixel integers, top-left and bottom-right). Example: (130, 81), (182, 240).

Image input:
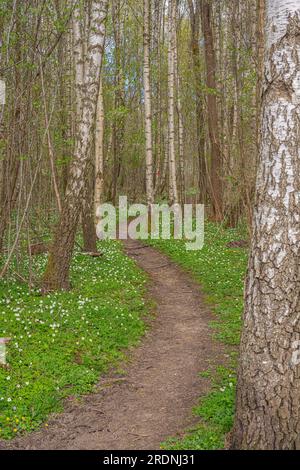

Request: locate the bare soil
(0, 240), (224, 450)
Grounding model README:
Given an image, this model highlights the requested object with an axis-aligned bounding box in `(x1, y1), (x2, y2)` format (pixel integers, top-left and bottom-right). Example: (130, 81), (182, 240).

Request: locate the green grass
(0, 240), (148, 439)
(147, 222), (249, 450)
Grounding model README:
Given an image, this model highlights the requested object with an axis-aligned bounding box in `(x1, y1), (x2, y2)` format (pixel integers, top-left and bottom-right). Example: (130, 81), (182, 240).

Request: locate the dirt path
(0, 240), (224, 450)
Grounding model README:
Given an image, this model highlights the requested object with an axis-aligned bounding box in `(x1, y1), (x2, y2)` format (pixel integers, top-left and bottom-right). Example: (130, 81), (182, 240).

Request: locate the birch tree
(42, 0), (108, 291)
(143, 0), (154, 206)
(173, 19), (185, 204)
(95, 77), (105, 226)
(167, 0), (179, 205)
(231, 0), (300, 450)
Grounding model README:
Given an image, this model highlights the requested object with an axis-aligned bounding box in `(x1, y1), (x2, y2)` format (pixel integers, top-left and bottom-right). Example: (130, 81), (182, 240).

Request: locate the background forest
(0, 0), (262, 268)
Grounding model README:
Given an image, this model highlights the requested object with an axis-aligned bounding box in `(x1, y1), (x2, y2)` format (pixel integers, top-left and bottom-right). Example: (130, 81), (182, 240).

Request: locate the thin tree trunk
(173, 22), (185, 204)
(143, 0), (154, 205)
(95, 77), (105, 225)
(82, 161), (98, 253)
(111, 0), (125, 205)
(188, 0), (206, 202)
(39, 59), (62, 214)
(201, 0), (223, 221)
(167, 0), (179, 205)
(231, 0), (300, 450)
(153, 0), (164, 195)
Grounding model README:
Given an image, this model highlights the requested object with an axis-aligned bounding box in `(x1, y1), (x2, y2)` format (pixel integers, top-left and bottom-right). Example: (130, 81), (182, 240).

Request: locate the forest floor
(0, 222), (248, 450)
(0, 241), (148, 440)
(0, 239), (225, 450)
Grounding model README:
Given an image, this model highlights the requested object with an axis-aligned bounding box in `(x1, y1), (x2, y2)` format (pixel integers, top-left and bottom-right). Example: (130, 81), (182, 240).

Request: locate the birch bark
(42, 0), (108, 291)
(167, 0), (179, 205)
(231, 0), (300, 450)
(173, 20), (185, 204)
(95, 77), (105, 225)
(143, 0), (154, 205)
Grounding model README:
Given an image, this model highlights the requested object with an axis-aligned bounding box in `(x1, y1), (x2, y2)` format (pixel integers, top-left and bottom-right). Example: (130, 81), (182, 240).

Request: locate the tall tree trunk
(201, 0), (223, 221)
(42, 0), (108, 292)
(39, 59), (62, 214)
(256, 0), (265, 163)
(111, 0), (125, 205)
(82, 161), (98, 253)
(153, 0), (164, 195)
(188, 0), (206, 202)
(231, 0), (300, 450)
(143, 0), (154, 205)
(167, 0), (179, 205)
(95, 77), (105, 225)
(173, 21), (185, 204)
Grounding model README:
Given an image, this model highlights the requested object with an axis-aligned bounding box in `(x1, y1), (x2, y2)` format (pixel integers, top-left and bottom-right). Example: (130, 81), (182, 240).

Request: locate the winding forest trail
(1, 241), (224, 450)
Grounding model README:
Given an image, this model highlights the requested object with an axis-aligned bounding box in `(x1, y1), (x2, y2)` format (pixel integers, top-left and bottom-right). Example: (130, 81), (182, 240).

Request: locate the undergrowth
(0, 240), (148, 439)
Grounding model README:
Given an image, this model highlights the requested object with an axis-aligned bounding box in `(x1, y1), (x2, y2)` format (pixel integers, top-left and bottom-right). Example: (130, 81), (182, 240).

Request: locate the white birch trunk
(231, 0), (300, 450)
(167, 0), (179, 205)
(43, 0), (108, 291)
(173, 23), (185, 204)
(143, 0), (154, 205)
(95, 77), (105, 225)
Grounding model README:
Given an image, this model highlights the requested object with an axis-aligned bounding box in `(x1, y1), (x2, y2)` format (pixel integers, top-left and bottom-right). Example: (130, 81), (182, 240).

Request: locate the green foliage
(147, 222), (248, 449)
(107, 105), (129, 123)
(0, 241), (148, 439)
